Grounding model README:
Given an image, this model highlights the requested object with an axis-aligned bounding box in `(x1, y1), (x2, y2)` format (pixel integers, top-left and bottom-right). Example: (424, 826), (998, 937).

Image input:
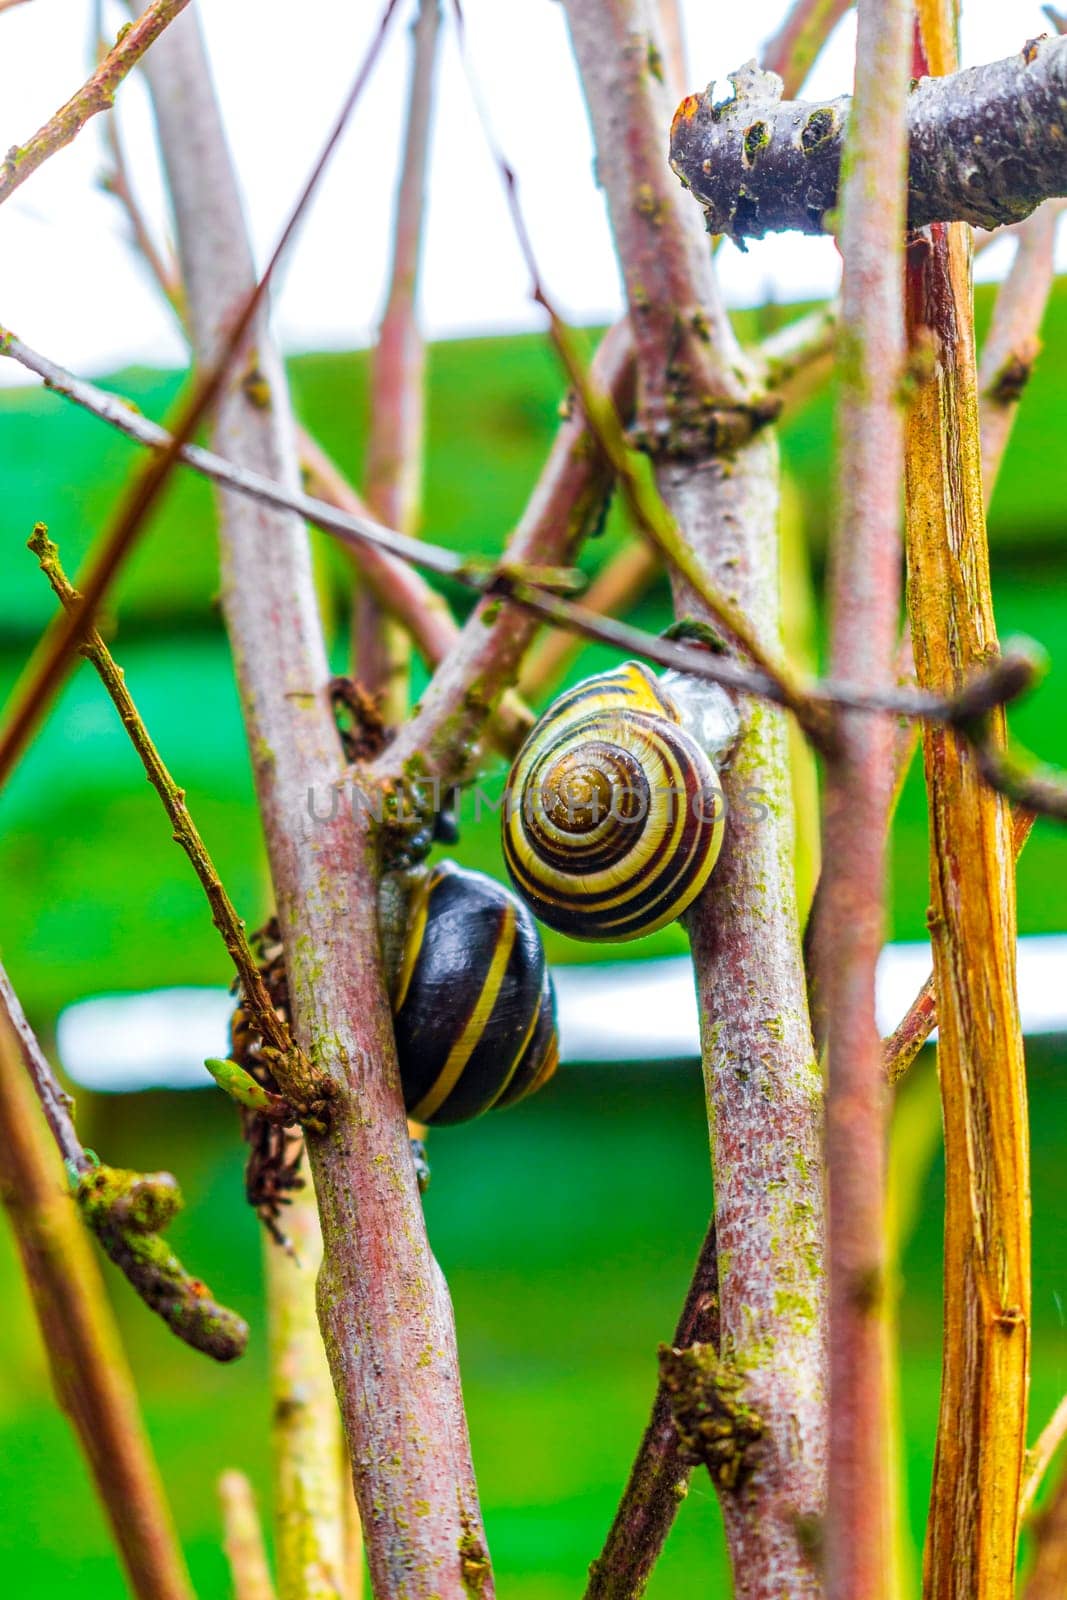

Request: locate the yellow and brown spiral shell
(391, 861), (559, 1127)
(502, 661), (726, 941)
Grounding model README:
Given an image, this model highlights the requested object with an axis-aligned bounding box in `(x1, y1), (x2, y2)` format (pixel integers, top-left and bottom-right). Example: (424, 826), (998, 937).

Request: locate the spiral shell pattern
(503, 662), (726, 941)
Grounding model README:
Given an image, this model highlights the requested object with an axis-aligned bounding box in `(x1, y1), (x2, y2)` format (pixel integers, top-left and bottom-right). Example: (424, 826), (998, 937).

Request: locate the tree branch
(141, 9), (491, 1592)
(814, 4), (912, 1595)
(518, 539), (660, 703)
(670, 34), (1067, 241)
(585, 1220), (719, 1600)
(0, 955), (248, 1358)
(220, 1472), (278, 1600)
(905, 14), (1031, 1595)
(1021, 1395), (1067, 1520)
(561, 3), (827, 1594)
(357, 0), (442, 719)
(978, 201), (1066, 500)
(0, 1008), (196, 1600)
(266, 1165), (349, 1599)
(1023, 1457), (1067, 1600)
(0, 0), (191, 208)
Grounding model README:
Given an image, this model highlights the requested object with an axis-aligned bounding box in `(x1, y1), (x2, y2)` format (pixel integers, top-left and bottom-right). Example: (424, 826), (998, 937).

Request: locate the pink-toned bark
(141, 11), (490, 1595)
(815, 3), (912, 1596)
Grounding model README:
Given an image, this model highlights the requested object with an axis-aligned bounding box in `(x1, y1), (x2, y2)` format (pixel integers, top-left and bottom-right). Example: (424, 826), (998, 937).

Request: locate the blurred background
(0, 2), (1064, 1596)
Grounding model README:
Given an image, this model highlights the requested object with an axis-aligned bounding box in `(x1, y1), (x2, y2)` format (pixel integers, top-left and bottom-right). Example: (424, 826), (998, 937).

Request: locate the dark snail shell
(392, 861), (559, 1127)
(502, 661), (726, 941)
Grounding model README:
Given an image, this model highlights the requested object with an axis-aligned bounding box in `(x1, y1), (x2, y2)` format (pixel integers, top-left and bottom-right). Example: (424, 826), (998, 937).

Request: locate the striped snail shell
(502, 661), (736, 941)
(390, 861), (559, 1127)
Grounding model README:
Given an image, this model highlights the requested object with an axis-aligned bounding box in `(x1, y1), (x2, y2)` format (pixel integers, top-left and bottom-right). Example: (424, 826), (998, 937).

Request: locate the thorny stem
(220, 1471), (278, 1600)
(27, 523), (319, 1107)
(815, 4), (912, 1597)
(0, 1010), (196, 1600)
(0, 0), (191, 208)
(357, 0), (442, 719)
(585, 1220), (719, 1600)
(0, 0), (403, 797)
(0, 954), (247, 1358)
(142, 9), (491, 1591)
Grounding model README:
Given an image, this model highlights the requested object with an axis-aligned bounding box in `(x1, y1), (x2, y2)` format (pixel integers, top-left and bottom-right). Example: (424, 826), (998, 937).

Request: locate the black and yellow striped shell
(502, 661), (727, 941)
(391, 861), (559, 1127)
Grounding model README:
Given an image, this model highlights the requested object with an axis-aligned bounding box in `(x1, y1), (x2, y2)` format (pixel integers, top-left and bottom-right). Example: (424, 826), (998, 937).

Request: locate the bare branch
(905, 15), (1031, 1593)
(585, 1220), (719, 1600)
(357, 0), (442, 717)
(670, 35), (1067, 241)
(979, 202), (1066, 498)
(1023, 1457), (1067, 1600)
(141, 9), (491, 1590)
(0, 0), (191, 208)
(220, 1472), (277, 1600)
(266, 1166), (349, 1599)
(0, 954), (85, 1174)
(814, 5), (911, 1596)
(27, 523), (319, 1106)
(1021, 1396), (1067, 1520)
(0, 1011), (196, 1600)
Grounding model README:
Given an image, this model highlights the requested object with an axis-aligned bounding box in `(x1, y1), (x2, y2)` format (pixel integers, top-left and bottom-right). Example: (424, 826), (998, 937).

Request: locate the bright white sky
(0, 1), (1057, 384)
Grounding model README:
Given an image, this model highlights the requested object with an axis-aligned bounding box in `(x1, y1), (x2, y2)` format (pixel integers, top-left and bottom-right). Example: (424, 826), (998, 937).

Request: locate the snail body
(391, 860), (559, 1127)
(502, 661), (734, 941)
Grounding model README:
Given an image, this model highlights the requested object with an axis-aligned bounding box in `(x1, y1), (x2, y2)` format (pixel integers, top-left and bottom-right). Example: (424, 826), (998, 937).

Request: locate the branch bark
(669, 34), (1067, 241)
(0, 0), (190, 208)
(561, 4), (827, 1595)
(220, 1471), (278, 1600)
(906, 15), (1031, 1599)
(0, 1008), (195, 1600)
(142, 10), (491, 1595)
(813, 4), (911, 1596)
(585, 1220), (719, 1600)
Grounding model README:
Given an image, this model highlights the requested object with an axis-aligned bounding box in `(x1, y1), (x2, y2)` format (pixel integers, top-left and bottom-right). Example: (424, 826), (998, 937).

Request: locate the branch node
(658, 1342), (764, 1492)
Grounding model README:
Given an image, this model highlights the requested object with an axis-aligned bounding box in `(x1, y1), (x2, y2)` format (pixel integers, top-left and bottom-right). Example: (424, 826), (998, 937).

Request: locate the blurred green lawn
(0, 292), (1065, 1595)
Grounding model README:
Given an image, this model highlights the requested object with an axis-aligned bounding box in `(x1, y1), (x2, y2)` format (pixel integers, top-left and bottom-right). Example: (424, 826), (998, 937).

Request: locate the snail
(502, 661), (739, 941)
(389, 860), (559, 1127)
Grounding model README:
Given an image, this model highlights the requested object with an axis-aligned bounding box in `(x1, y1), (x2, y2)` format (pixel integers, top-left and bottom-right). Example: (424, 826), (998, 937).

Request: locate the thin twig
(1021, 1396), (1067, 1520)
(815, 4), (912, 1596)
(27, 523), (319, 1107)
(585, 1220), (719, 1600)
(357, 0), (442, 721)
(0, 0), (403, 798)
(5, 323), (1062, 776)
(266, 1163), (349, 1599)
(978, 201), (1066, 500)
(100, 104), (186, 325)
(0, 0), (190, 208)
(0, 955), (85, 1173)
(0, 1010), (196, 1600)
(220, 1472), (277, 1600)
(518, 539), (660, 702)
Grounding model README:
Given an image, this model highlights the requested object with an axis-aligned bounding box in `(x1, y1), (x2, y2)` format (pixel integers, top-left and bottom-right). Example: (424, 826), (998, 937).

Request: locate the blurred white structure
(57, 936), (1067, 1091)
